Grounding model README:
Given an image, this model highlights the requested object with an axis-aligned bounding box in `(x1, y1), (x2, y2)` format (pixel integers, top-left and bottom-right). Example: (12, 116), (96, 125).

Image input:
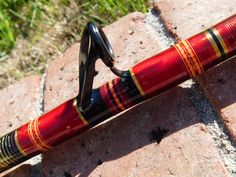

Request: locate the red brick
(198, 57), (236, 142)
(0, 76), (41, 176)
(44, 12), (165, 112)
(152, 0), (236, 142)
(0, 76), (41, 135)
(2, 165), (31, 177)
(153, 0), (236, 39)
(44, 43), (80, 112)
(41, 87), (229, 177)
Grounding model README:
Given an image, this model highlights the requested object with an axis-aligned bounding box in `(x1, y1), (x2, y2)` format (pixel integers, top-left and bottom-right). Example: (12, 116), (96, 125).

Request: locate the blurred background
(0, 0), (149, 89)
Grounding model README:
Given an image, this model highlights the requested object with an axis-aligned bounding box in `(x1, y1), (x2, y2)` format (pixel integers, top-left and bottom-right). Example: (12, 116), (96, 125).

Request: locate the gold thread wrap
(129, 68), (145, 96)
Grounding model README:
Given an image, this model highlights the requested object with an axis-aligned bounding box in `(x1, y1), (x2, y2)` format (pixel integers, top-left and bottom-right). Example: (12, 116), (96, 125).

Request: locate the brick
(44, 12), (165, 112)
(0, 76), (41, 176)
(2, 164), (31, 177)
(0, 76), (41, 135)
(198, 57), (236, 142)
(152, 0), (236, 142)
(44, 43), (80, 112)
(41, 87), (229, 177)
(153, 0), (236, 39)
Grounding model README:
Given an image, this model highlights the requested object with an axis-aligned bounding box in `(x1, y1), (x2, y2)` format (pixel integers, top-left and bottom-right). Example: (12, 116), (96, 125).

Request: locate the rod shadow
(5, 68), (236, 177)
(39, 86), (202, 177)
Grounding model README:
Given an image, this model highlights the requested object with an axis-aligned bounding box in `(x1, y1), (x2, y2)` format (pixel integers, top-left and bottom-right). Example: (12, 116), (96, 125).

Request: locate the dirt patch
(0, 0), (149, 89)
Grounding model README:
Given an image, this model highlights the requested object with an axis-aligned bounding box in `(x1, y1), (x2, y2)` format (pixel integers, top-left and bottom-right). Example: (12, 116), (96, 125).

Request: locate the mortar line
(28, 73), (47, 177)
(39, 73), (46, 115)
(145, 8), (236, 175)
(144, 9), (176, 50)
(181, 80), (236, 175)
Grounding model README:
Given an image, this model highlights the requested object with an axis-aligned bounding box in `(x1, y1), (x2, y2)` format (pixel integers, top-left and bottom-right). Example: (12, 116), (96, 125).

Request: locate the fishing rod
(0, 14), (236, 173)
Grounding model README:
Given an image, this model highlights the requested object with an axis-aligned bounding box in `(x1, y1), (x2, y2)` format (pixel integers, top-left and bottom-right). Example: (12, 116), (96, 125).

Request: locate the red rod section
(0, 14), (236, 172)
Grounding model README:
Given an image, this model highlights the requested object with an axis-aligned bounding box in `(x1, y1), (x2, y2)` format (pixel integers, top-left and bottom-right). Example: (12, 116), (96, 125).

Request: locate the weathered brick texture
(198, 57), (236, 142)
(44, 43), (80, 112)
(153, 0), (236, 39)
(0, 76), (41, 136)
(153, 0), (236, 142)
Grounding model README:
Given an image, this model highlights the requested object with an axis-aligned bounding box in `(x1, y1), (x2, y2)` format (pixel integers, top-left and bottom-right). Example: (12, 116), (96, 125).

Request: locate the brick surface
(152, 0), (236, 142)
(0, 76), (41, 135)
(41, 87), (229, 177)
(153, 0), (236, 39)
(198, 57), (236, 142)
(44, 43), (80, 112)
(0, 76), (41, 176)
(44, 12), (165, 112)
(2, 165), (31, 177)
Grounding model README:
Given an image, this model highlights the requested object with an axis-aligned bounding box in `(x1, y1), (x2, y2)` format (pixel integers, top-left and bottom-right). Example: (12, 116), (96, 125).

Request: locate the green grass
(0, 0), (148, 58)
(0, 10), (14, 57)
(79, 0), (148, 24)
(0, 0), (56, 57)
(0, 0), (149, 89)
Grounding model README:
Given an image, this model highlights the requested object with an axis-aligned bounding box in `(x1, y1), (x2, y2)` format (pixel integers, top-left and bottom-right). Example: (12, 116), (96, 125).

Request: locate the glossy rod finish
(0, 14), (236, 172)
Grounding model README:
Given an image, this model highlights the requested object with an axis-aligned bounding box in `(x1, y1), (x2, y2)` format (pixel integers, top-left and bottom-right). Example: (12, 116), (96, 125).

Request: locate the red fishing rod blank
(0, 14), (235, 172)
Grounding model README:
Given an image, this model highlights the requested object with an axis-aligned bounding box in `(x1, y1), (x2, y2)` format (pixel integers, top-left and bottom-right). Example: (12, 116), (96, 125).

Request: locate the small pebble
(224, 159), (230, 167)
(229, 153), (235, 158)
(221, 140), (228, 146)
(127, 29), (134, 35)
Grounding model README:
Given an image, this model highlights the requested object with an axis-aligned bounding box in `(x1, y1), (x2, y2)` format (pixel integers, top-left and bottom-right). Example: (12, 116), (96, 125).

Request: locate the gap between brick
(27, 73), (47, 177)
(144, 8), (236, 175)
